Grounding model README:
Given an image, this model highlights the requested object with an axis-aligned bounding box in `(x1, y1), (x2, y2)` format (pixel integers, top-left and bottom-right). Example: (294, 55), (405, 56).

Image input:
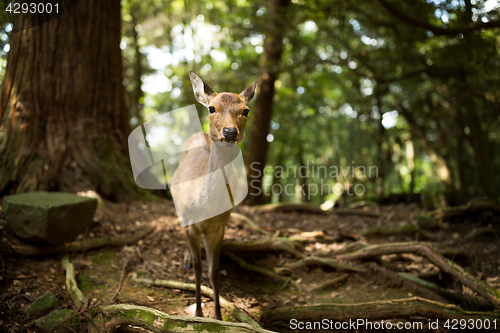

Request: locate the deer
(172, 70), (257, 320)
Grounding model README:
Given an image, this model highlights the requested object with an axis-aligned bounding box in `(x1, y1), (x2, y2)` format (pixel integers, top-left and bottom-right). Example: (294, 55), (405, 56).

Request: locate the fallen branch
(226, 252), (302, 292)
(284, 256), (366, 273)
(309, 274), (349, 292)
(261, 296), (500, 323)
(222, 238), (305, 258)
(336, 242), (500, 308)
(97, 304), (276, 333)
(62, 255), (86, 308)
(0, 227), (155, 256)
(130, 277), (261, 328)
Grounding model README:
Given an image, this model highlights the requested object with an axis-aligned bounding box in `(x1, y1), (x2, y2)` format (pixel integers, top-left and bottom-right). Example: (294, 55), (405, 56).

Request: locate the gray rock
(3, 191), (97, 245)
(25, 290), (58, 314)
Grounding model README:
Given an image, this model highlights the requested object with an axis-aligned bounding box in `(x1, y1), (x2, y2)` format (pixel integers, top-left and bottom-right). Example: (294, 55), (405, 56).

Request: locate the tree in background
(244, 0), (290, 204)
(118, 0), (500, 204)
(0, 0), (143, 201)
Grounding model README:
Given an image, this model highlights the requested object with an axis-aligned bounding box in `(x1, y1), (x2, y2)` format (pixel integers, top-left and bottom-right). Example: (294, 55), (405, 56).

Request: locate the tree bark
(244, 0), (290, 205)
(0, 0), (143, 201)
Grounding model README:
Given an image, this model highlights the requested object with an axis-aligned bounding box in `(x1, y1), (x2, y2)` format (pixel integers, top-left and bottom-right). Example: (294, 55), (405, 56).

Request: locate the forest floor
(1, 197), (499, 332)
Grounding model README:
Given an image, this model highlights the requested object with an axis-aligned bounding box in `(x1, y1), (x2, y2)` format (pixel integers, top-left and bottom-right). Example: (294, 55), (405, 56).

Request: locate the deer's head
(189, 70), (257, 143)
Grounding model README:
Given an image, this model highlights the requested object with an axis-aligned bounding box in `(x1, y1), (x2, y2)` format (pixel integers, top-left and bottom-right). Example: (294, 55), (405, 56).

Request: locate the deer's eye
(242, 109), (249, 117)
(209, 106), (216, 114)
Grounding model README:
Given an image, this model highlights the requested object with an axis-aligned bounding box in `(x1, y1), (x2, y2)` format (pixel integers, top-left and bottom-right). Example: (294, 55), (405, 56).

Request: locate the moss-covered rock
(3, 191), (97, 245)
(35, 309), (77, 330)
(25, 290), (58, 314)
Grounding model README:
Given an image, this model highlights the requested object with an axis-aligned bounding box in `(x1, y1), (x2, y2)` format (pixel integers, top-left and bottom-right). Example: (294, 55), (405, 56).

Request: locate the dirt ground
(0, 196), (499, 332)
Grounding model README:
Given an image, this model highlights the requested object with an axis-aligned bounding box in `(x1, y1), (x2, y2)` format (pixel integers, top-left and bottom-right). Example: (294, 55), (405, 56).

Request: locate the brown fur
(174, 71), (256, 320)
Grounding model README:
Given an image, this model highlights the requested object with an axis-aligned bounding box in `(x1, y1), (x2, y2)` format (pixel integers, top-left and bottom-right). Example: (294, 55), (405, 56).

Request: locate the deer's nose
(222, 127), (238, 141)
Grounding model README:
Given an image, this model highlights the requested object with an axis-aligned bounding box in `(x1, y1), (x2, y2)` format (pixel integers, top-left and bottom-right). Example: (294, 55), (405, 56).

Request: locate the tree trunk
(130, 6), (144, 124)
(244, 0), (290, 205)
(462, 90), (495, 198)
(0, 0), (144, 201)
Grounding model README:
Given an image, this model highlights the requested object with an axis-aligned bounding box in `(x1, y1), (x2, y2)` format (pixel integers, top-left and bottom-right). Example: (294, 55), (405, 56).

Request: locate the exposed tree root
(230, 212), (270, 236)
(330, 208), (380, 218)
(429, 198), (500, 221)
(226, 252), (302, 292)
(358, 225), (437, 241)
(330, 241), (370, 255)
(336, 242), (500, 308)
(62, 254), (87, 308)
(398, 273), (464, 304)
(130, 277), (261, 328)
(251, 202), (327, 215)
(36, 255), (88, 330)
(0, 226), (154, 256)
(95, 304), (276, 333)
(261, 296), (500, 323)
(465, 226), (499, 240)
(222, 238), (305, 258)
(284, 256), (366, 273)
(309, 274), (349, 292)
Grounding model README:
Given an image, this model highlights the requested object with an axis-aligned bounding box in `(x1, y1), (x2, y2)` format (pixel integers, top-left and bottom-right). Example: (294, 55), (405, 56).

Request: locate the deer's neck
(207, 141), (236, 182)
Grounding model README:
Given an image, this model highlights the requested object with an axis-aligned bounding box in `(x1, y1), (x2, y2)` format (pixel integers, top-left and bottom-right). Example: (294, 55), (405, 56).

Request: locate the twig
(112, 257), (132, 301)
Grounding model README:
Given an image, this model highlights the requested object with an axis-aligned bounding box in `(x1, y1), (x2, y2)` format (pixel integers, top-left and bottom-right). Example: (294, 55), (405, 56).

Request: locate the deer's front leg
(205, 229), (225, 320)
(186, 230), (203, 317)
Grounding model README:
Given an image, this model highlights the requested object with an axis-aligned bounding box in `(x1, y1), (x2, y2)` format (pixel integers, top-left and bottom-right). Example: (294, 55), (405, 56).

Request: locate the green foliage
(120, 0), (499, 203)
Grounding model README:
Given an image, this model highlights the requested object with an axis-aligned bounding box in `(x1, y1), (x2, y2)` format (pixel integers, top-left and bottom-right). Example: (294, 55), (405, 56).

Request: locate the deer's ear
(189, 70), (216, 107)
(240, 80), (257, 104)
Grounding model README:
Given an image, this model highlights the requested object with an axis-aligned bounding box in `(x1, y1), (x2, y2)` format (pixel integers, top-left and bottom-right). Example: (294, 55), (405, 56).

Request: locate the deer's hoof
(196, 309), (203, 317)
(182, 261), (192, 270)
